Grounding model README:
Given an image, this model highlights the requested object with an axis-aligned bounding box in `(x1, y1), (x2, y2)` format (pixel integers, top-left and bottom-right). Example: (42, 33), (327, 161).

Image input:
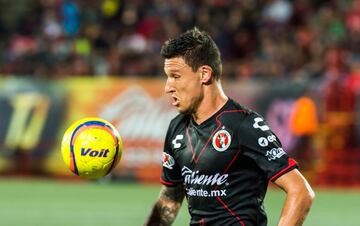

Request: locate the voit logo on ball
(212, 128), (231, 152)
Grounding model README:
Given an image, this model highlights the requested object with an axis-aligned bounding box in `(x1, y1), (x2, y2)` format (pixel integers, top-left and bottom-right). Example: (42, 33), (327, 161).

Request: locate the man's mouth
(171, 96), (180, 107)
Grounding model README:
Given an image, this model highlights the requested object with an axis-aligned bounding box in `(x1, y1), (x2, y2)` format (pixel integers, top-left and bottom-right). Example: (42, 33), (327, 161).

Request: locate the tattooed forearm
(145, 185), (185, 226)
(159, 183), (185, 202)
(148, 199), (180, 225)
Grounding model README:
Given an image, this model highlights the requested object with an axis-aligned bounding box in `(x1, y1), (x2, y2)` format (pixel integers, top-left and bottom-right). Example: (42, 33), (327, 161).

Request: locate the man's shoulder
(225, 99), (266, 126)
(169, 113), (189, 129)
(228, 99), (250, 112)
(221, 99), (255, 119)
(165, 114), (188, 141)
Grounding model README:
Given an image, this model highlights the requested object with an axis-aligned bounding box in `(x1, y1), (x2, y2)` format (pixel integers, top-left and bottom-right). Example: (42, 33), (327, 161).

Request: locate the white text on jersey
(181, 166), (228, 186)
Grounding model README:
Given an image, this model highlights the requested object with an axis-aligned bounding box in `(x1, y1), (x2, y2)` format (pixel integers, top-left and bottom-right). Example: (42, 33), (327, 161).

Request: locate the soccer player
(145, 27), (315, 226)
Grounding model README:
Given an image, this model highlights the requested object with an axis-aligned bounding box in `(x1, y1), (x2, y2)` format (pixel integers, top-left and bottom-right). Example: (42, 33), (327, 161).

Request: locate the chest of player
(171, 123), (240, 174)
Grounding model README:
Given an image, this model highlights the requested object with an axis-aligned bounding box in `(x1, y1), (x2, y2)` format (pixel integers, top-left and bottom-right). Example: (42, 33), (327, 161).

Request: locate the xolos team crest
(212, 128), (231, 152)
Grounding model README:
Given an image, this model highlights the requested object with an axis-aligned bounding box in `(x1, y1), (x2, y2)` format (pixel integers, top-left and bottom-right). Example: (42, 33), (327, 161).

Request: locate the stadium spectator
(0, 0), (358, 81)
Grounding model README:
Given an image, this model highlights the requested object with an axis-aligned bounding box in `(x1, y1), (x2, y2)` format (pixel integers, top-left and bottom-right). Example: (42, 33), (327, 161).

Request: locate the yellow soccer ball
(61, 117), (122, 179)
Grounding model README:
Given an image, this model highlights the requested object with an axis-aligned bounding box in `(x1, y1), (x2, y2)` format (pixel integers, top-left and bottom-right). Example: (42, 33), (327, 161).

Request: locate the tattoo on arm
(145, 184), (185, 226)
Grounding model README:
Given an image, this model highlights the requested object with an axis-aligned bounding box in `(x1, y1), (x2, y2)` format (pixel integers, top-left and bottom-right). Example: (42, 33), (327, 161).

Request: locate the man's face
(164, 57), (203, 114)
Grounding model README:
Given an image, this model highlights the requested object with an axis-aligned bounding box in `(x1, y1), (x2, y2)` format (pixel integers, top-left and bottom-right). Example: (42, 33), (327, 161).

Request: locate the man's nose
(164, 78), (174, 94)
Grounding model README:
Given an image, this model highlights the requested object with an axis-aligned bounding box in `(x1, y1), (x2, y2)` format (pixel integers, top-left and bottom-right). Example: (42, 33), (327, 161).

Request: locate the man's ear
(200, 65), (213, 84)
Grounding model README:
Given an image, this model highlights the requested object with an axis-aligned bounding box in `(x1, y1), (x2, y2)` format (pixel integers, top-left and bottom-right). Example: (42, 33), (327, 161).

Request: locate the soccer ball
(61, 117), (122, 179)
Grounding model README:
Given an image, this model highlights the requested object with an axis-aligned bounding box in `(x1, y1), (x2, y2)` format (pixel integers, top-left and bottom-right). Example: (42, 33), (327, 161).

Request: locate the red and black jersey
(161, 99), (298, 226)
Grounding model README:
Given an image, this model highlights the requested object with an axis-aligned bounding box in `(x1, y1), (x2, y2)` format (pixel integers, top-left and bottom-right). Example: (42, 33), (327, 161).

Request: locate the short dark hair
(160, 27), (222, 80)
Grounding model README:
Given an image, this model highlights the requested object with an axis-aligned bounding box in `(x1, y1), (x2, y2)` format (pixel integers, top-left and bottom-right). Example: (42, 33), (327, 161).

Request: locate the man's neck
(192, 85), (228, 125)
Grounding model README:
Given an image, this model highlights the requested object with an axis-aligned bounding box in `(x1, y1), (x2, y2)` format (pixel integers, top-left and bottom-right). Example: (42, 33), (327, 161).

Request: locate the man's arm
(145, 184), (185, 226)
(273, 169), (315, 226)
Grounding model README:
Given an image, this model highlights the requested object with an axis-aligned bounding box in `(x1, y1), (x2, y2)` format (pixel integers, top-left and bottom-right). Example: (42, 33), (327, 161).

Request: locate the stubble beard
(179, 92), (204, 116)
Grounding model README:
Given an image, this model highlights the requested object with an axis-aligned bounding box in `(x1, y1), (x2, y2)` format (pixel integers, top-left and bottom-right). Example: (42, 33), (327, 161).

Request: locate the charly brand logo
(212, 128), (231, 152)
(162, 152), (175, 169)
(253, 117), (270, 131)
(181, 166), (229, 186)
(265, 148), (285, 161)
(172, 134), (183, 149)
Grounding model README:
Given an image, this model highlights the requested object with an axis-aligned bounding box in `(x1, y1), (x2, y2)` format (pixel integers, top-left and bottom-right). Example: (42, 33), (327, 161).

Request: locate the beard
(179, 92), (204, 116)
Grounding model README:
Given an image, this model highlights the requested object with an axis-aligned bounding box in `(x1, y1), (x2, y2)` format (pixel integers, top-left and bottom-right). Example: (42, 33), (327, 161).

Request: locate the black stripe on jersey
(186, 109), (247, 164)
(185, 125), (220, 163)
(213, 149), (246, 226)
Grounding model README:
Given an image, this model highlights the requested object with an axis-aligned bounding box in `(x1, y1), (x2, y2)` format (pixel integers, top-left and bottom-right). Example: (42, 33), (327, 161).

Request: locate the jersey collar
(190, 98), (232, 128)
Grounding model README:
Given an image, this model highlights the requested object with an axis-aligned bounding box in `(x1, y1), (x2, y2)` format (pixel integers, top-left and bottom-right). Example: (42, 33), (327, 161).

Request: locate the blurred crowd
(0, 0), (359, 82)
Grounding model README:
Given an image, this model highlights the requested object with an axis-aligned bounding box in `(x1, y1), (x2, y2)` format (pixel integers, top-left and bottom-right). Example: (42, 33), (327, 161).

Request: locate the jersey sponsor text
(181, 166), (228, 186)
(186, 187), (227, 197)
